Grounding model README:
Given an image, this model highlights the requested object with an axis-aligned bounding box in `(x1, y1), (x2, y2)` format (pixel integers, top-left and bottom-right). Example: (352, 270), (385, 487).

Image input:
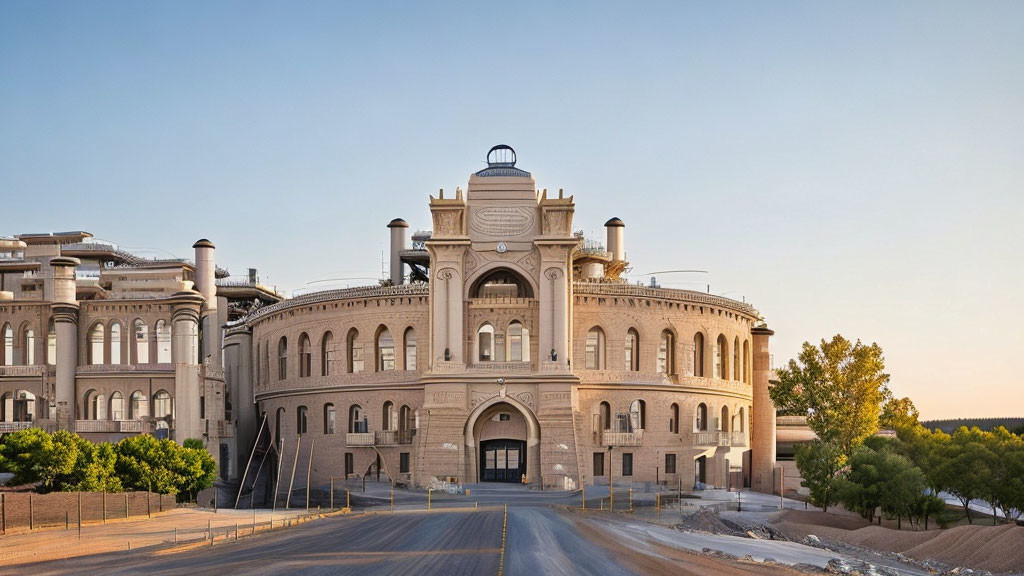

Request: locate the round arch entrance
(464, 397), (540, 484)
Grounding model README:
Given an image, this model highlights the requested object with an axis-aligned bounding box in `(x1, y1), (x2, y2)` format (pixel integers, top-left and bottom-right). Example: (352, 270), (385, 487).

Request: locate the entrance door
(480, 439), (526, 482)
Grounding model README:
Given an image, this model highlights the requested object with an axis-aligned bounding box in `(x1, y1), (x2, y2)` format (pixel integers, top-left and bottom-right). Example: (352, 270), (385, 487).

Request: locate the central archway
(464, 395), (540, 484)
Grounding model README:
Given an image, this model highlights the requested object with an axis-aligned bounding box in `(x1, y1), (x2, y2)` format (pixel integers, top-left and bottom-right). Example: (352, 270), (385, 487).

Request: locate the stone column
(750, 326), (777, 494)
(49, 257), (79, 431)
(388, 218), (408, 285)
(225, 327), (254, 480)
(170, 291), (203, 442)
(192, 240), (221, 369)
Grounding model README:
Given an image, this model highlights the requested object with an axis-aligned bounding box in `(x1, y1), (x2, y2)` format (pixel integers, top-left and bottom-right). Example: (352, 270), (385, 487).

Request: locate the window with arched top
(298, 333), (311, 377)
(153, 390), (172, 420)
(670, 403), (680, 434)
(585, 327), (605, 370)
(599, 401), (611, 431)
(470, 268), (533, 299)
(109, 322), (122, 365)
(382, 401), (395, 431)
(91, 391), (107, 420)
(47, 318), (56, 366)
(155, 320), (171, 363)
(88, 323), (105, 365)
(349, 404), (365, 433)
(22, 327), (35, 365)
(347, 329), (363, 373)
(278, 336), (288, 380)
(716, 334), (728, 380)
(255, 341), (261, 383)
(721, 405), (730, 432)
(629, 399), (646, 431)
(275, 407), (285, 446)
(657, 331), (675, 375)
(477, 324), (494, 362)
(321, 331), (333, 376)
(693, 333), (705, 377)
(110, 391), (124, 421)
(376, 327), (395, 371)
(399, 405), (413, 435)
(624, 329), (639, 371)
(739, 407), (746, 432)
(1, 323), (12, 365)
(507, 321), (529, 362)
(733, 337), (740, 381)
(696, 403), (708, 431)
(296, 405), (308, 435)
(324, 403), (336, 434)
(404, 328), (416, 371)
(134, 320), (148, 364)
(743, 340), (751, 384)
(129, 390), (148, 419)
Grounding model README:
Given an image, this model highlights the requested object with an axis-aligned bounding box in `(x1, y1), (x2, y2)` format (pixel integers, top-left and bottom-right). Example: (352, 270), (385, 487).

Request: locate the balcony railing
(375, 429), (414, 445)
(730, 431), (747, 446)
(602, 430), (643, 446)
(75, 420), (118, 433)
(0, 365), (47, 377)
(0, 421), (35, 433)
(694, 431), (746, 446)
(346, 432), (375, 446)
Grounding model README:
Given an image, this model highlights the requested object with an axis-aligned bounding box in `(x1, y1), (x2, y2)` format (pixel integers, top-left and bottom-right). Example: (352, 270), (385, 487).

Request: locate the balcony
(694, 431), (747, 447)
(0, 365), (47, 377)
(602, 430), (643, 446)
(730, 431), (747, 446)
(0, 421), (35, 433)
(346, 432), (374, 446)
(375, 429), (413, 445)
(76, 420), (118, 433)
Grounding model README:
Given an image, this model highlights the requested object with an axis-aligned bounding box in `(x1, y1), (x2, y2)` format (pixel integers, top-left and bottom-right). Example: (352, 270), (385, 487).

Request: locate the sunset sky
(2, 1), (1021, 419)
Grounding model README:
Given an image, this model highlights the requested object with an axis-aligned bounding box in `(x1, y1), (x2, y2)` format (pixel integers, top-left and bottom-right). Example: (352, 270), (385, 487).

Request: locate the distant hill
(920, 417), (1024, 434)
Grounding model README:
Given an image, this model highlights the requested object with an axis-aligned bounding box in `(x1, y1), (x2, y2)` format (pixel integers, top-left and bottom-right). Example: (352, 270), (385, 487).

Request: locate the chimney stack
(387, 219), (409, 285)
(192, 239), (219, 365)
(605, 217), (625, 262)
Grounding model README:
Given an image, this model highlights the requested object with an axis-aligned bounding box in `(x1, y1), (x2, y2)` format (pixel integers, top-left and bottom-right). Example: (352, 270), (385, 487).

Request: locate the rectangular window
(200, 396), (206, 419)
(622, 453), (633, 477)
(665, 453), (677, 474)
(344, 452), (354, 476)
(400, 452), (410, 474)
(325, 406), (335, 435)
(593, 452), (605, 477)
(351, 344), (364, 373)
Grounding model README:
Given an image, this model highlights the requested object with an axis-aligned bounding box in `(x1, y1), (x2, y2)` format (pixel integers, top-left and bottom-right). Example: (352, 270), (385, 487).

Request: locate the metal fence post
(1, 493), (5, 535)
(29, 493), (33, 531)
(102, 491), (106, 524)
(125, 493), (129, 519)
(78, 492), (82, 539)
(330, 477), (334, 511)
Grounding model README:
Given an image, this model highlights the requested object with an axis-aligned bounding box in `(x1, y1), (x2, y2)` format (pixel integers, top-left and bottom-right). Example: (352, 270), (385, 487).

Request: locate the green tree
(935, 427), (992, 524)
(980, 427), (1024, 523)
(770, 335), (890, 455)
(795, 440), (846, 513)
(0, 428), (80, 491)
(880, 396), (919, 433)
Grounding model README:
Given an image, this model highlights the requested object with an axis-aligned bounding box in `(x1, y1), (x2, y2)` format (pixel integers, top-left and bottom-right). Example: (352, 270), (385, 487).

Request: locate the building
(226, 146), (779, 494)
(0, 232), (280, 479)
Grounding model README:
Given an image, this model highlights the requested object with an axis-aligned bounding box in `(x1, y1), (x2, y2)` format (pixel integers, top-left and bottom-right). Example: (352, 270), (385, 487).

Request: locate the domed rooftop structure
(474, 145), (532, 178)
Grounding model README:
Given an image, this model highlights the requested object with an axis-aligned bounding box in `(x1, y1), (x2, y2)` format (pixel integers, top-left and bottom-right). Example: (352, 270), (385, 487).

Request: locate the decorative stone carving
(472, 390), (497, 407)
(516, 391), (534, 407)
(516, 249), (539, 275)
(463, 251), (480, 274)
(470, 207), (534, 237)
(431, 391), (465, 405)
(436, 267), (457, 281)
(544, 267), (563, 281)
(432, 209), (464, 237)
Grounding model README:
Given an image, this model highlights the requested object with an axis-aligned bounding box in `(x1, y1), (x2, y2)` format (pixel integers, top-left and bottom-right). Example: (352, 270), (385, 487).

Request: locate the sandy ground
(0, 507), (309, 567)
(773, 509), (1024, 575)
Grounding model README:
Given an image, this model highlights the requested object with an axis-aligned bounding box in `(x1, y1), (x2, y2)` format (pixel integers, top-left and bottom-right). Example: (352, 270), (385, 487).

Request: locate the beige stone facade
(236, 146), (778, 493)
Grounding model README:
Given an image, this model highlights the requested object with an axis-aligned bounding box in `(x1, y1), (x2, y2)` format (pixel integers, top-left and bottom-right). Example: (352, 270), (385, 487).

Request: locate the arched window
(696, 403), (708, 431)
(1, 323), (12, 365)
(585, 327), (605, 370)
(629, 399), (646, 431)
(507, 321), (529, 362)
(376, 327), (395, 372)
(470, 268), (533, 298)
(275, 407), (285, 446)
(91, 392), (107, 420)
(264, 343), (271, 382)
(624, 329), (639, 371)
(296, 405), (308, 435)
(382, 401), (395, 431)
(733, 337), (740, 382)
(321, 331), (333, 376)
(404, 328), (416, 371)
(88, 323), (105, 365)
(22, 327), (35, 365)
(324, 403), (336, 434)
(399, 405), (413, 435)
(298, 333), (311, 377)
(721, 405), (730, 432)
(657, 330), (675, 374)
(153, 390), (172, 422)
(477, 324), (495, 362)
(109, 322), (122, 365)
(155, 320), (171, 363)
(277, 336), (288, 380)
(716, 334), (728, 380)
(110, 391), (124, 421)
(693, 333), (705, 377)
(129, 390), (148, 419)
(738, 407), (746, 432)
(743, 340), (751, 384)
(347, 329), (363, 373)
(599, 401), (611, 431)
(670, 403), (680, 434)
(349, 404), (365, 433)
(255, 341), (261, 383)
(134, 320), (149, 364)
(47, 318), (56, 366)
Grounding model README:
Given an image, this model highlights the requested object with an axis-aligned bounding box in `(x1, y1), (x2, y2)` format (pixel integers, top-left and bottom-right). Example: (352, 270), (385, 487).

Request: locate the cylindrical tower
(170, 291), (204, 441)
(388, 218), (409, 285)
(750, 325), (777, 494)
(49, 256), (80, 431)
(605, 217), (625, 262)
(193, 239), (221, 367)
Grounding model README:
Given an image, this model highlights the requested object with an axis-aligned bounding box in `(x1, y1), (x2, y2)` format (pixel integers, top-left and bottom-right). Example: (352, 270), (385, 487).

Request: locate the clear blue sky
(2, 1), (1021, 419)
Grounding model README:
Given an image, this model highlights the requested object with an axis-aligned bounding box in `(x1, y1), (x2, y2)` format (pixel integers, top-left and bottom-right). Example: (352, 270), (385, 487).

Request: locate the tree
(980, 427), (1024, 523)
(795, 440), (846, 513)
(0, 428), (79, 491)
(880, 396), (919, 433)
(935, 427), (992, 524)
(770, 335), (890, 455)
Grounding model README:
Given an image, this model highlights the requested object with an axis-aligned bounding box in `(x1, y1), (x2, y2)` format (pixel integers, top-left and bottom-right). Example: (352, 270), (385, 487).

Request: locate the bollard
(427, 488), (432, 511)
(208, 518), (212, 543)
(347, 489), (350, 509)
(330, 477), (334, 511)
(128, 541), (131, 551)
(582, 482), (586, 511)
(78, 493), (82, 540)
(126, 493), (129, 520)
(235, 523), (238, 542)
(390, 488), (394, 513)
(174, 527), (177, 543)
(253, 509), (257, 536)
(657, 492), (661, 522)
(1, 493), (5, 535)
(629, 486), (633, 512)
(148, 488), (152, 519)
(29, 493), (33, 531)
(66, 510), (69, 531)
(102, 491), (106, 524)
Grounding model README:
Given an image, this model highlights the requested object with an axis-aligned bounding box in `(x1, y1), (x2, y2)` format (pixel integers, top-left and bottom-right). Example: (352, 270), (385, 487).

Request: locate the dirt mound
(904, 523), (1024, 574)
(841, 525), (934, 553)
(675, 507), (747, 536)
(773, 509), (871, 531)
